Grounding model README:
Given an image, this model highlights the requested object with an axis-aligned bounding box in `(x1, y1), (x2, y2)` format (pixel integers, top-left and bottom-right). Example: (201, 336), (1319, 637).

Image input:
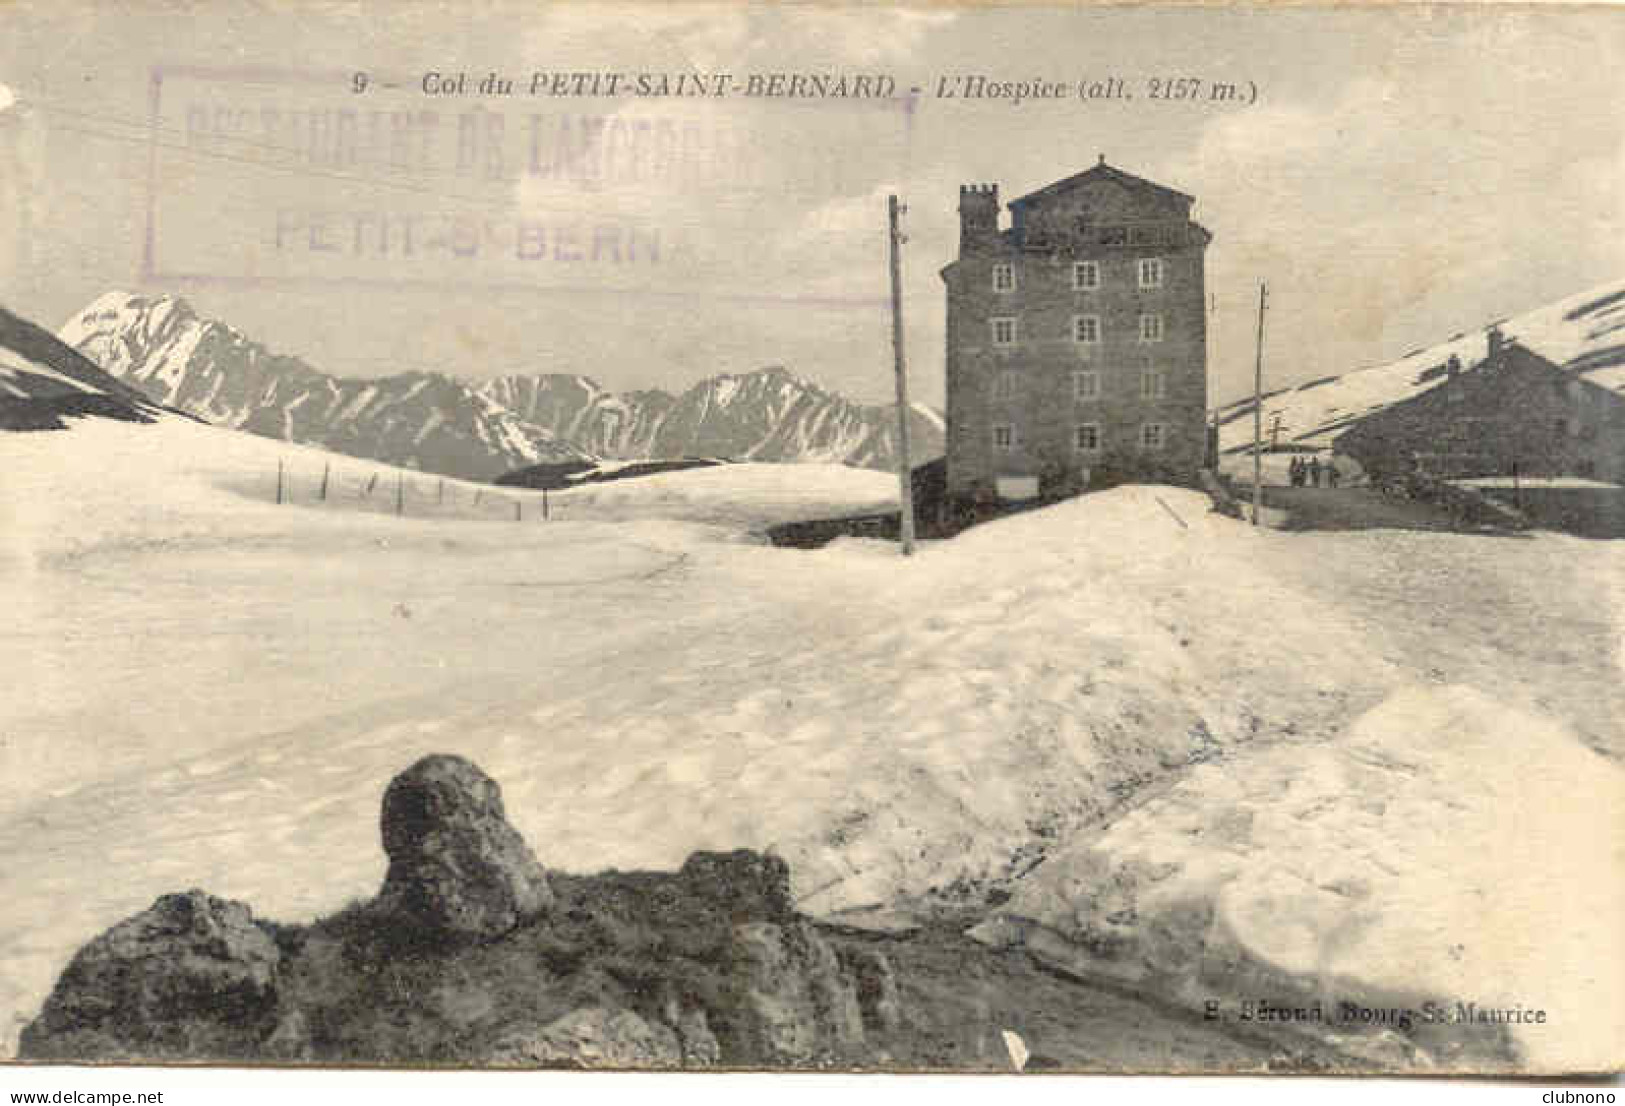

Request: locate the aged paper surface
(1, 0), (1622, 1088)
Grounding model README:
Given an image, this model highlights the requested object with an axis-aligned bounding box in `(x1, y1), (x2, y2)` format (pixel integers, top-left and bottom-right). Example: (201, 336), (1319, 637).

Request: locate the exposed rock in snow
(376, 754), (554, 942)
(0, 302), (159, 429)
(19, 890), (281, 1061)
(19, 760), (899, 1068)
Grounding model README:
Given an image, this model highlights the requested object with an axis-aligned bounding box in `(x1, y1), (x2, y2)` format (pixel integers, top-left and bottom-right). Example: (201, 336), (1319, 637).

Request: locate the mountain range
(59, 292), (945, 482)
(0, 302), (163, 431)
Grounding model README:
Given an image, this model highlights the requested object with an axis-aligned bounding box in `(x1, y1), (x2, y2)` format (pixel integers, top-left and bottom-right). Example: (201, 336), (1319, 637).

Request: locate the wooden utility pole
(1252, 283), (1268, 526)
(1208, 292), (1219, 468)
(887, 194), (917, 556)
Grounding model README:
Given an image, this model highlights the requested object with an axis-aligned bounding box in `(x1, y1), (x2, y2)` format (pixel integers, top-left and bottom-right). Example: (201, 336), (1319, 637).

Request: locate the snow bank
(2, 415), (1619, 1072)
(0, 416), (899, 567)
(985, 684), (1625, 1072)
(545, 459), (897, 529)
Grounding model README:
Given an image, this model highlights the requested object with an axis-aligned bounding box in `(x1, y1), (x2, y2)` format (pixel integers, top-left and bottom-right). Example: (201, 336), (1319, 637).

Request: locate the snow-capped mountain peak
(59, 295), (586, 479)
(61, 293), (945, 480)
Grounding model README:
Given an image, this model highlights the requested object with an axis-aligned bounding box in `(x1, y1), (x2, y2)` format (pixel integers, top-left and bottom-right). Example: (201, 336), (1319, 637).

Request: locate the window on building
(1140, 422), (1166, 450)
(1074, 423), (1101, 454)
(1072, 260), (1100, 291)
(1073, 370), (1100, 400)
(1139, 313), (1164, 343)
(992, 369), (1018, 400)
(1073, 315), (1101, 345)
(992, 424), (1015, 452)
(1141, 368), (1166, 400)
(991, 317), (1018, 347)
(992, 263), (1015, 293)
(1138, 258), (1164, 289)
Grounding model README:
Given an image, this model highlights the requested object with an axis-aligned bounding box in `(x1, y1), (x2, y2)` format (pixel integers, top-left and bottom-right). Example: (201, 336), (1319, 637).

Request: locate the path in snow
(1252, 526), (1625, 759)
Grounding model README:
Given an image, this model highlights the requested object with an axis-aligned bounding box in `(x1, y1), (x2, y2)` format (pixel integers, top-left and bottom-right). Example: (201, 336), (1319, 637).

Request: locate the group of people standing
(1289, 454), (1339, 489)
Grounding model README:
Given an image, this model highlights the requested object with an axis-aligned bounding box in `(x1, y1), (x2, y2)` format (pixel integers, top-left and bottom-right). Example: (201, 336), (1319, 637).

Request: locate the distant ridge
(62, 292), (945, 481)
(61, 293), (587, 480)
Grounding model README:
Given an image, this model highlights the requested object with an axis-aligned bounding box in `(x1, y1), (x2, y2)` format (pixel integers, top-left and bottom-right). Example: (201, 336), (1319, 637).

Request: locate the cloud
(780, 8), (958, 66)
(1171, 41), (1625, 400)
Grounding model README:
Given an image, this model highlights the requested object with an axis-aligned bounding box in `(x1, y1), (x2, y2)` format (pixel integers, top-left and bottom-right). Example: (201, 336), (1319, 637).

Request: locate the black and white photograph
(1, 1), (1622, 1097)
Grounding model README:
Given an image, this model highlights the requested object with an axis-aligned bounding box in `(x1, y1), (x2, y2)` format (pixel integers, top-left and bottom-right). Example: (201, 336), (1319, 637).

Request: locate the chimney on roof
(958, 182), (1000, 254)
(1098, 153), (1105, 166)
(1487, 325), (1506, 360)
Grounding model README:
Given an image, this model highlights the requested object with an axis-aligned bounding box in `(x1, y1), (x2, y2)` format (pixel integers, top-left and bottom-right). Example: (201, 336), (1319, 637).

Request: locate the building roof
(1007, 158), (1195, 212)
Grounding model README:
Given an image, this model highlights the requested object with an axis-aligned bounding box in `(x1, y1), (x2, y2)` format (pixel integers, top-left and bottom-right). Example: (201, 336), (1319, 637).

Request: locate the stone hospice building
(940, 159), (1212, 504)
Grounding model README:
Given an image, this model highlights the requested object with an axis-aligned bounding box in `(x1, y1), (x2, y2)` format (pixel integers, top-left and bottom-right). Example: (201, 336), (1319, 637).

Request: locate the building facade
(940, 159), (1212, 503)
(1334, 333), (1625, 484)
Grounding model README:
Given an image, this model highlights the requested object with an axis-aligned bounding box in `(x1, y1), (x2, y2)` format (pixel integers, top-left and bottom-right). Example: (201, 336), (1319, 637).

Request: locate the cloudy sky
(1, 2), (1622, 406)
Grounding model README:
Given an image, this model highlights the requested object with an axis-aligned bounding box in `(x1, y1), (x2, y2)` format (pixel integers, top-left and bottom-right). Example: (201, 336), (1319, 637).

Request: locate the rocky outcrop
(376, 754), (553, 942)
(19, 890), (281, 1061)
(483, 1007), (683, 1069)
(20, 753), (1477, 1072)
(20, 755), (903, 1068)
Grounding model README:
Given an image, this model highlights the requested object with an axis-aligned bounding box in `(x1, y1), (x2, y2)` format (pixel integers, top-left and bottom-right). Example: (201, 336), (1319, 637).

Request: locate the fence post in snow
(515, 499), (522, 522)
(543, 487), (549, 520)
(366, 472), (378, 497)
(438, 478), (444, 505)
(319, 462), (330, 502)
(396, 473), (404, 517)
(276, 459), (284, 505)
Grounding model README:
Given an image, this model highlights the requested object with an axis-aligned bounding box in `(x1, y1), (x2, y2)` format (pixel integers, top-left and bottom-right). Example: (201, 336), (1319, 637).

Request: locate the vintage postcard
(0, 0), (1621, 1090)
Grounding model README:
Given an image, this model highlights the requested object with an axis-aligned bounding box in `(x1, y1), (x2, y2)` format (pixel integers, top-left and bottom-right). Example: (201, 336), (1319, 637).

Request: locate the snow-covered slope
(61, 292), (588, 480)
(61, 292), (946, 480)
(986, 682), (1623, 1071)
(0, 303), (159, 429)
(2, 415), (1619, 1070)
(1217, 279), (1625, 455)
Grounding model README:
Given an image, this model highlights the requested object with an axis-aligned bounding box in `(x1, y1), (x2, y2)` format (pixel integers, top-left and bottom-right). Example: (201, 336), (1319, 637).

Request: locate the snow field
(988, 685), (1625, 1072)
(1, 413), (1620, 1073)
